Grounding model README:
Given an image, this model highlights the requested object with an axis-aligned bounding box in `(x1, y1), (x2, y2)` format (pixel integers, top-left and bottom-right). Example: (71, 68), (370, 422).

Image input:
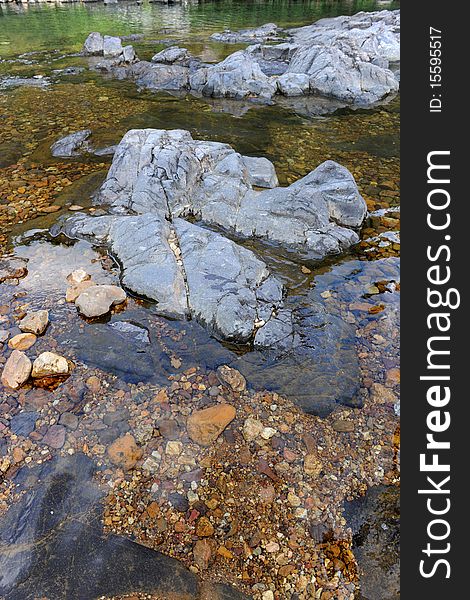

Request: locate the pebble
(66, 269), (91, 285)
(193, 539), (213, 570)
(261, 426), (277, 440)
(196, 516), (215, 537)
(304, 452), (322, 477)
(32, 352), (70, 377)
(187, 403), (236, 446)
(1, 350), (32, 389)
(243, 417), (264, 442)
(66, 280), (95, 303)
(85, 375), (101, 392)
(18, 310), (49, 335)
(216, 365), (246, 392)
(165, 440), (183, 456)
(8, 333), (37, 351)
(42, 424), (66, 449)
(107, 434), (142, 471)
(385, 367), (400, 387)
(59, 412), (79, 430)
(331, 419), (355, 433)
(287, 491), (301, 507)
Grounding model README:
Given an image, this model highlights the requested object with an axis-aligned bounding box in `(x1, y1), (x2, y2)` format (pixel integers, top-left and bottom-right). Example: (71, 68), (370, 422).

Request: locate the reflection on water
(1, 0), (400, 58)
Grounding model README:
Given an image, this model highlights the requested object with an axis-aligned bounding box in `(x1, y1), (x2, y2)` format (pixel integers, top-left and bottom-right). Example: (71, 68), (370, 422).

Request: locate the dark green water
(0, 0), (399, 57)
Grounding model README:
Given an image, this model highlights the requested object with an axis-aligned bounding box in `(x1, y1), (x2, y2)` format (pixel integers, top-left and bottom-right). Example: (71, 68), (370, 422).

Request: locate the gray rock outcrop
(58, 128), (366, 413)
(63, 212), (285, 345)
(96, 128), (366, 259)
(81, 10), (399, 107)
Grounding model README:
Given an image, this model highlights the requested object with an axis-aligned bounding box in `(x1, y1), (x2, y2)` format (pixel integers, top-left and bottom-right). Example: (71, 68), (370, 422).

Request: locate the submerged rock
(51, 129), (92, 158)
(344, 486), (400, 600)
(187, 404), (236, 446)
(8, 333), (36, 351)
(0, 454), (250, 599)
(0, 257), (28, 283)
(107, 434), (142, 471)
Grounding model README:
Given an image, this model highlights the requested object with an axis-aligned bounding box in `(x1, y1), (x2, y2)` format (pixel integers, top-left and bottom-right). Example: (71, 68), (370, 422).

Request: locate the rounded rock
(32, 352), (70, 378)
(8, 333), (37, 351)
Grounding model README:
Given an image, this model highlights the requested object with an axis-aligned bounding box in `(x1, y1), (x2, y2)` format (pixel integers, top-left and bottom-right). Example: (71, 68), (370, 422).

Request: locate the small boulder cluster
(1, 269), (127, 391)
(82, 32), (136, 63)
(65, 268), (127, 318)
(1, 310), (71, 390)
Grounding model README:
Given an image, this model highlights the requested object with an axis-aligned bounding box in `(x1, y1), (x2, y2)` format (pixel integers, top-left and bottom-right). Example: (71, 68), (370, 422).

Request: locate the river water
(0, 2), (400, 599)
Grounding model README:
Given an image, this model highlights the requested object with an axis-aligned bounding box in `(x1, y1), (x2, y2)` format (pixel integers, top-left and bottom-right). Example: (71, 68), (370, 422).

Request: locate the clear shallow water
(0, 0), (400, 57)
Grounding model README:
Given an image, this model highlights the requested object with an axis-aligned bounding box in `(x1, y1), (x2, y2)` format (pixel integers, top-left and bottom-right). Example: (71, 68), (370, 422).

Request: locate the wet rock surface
(344, 486), (400, 600)
(0, 454), (249, 600)
(51, 129), (92, 158)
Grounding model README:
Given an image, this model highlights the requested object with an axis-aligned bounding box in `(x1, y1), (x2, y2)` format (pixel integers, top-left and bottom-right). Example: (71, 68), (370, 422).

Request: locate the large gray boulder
(96, 129), (366, 259)
(82, 32), (104, 56)
(288, 10), (400, 64)
(208, 9), (400, 105)
(285, 43), (399, 104)
(189, 51), (277, 100)
(129, 61), (190, 91)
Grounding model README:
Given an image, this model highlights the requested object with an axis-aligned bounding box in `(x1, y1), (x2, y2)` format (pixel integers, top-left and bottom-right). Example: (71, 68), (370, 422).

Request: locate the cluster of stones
(82, 9), (400, 106)
(0, 268), (127, 391)
(65, 268), (127, 318)
(0, 310), (70, 390)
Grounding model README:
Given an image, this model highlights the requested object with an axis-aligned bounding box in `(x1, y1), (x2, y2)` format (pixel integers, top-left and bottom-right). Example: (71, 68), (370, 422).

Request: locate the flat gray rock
(210, 23), (282, 44)
(51, 129), (92, 158)
(64, 212), (286, 344)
